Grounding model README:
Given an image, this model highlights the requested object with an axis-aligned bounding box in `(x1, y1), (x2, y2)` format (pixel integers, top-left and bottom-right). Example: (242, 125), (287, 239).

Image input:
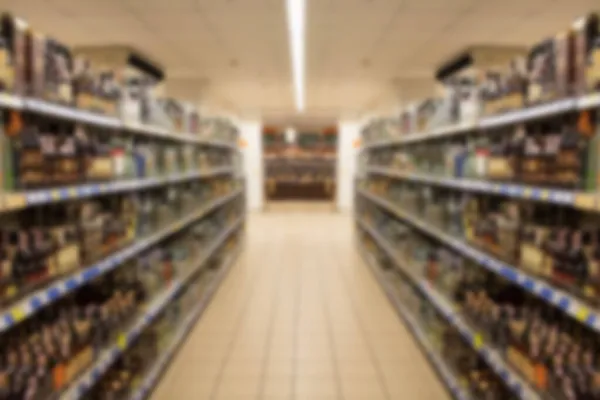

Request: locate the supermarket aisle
(151, 211), (449, 400)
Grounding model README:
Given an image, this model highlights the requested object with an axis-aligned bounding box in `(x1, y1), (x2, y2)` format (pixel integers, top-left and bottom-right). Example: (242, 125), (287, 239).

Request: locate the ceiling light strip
(286, 0), (306, 112)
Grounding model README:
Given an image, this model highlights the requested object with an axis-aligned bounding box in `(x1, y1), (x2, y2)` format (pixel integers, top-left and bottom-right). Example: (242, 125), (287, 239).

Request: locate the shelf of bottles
(355, 11), (600, 400)
(0, 11), (247, 400)
(263, 126), (337, 201)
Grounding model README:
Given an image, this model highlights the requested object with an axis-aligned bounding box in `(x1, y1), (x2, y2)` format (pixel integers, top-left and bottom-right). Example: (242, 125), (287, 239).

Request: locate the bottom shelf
(130, 245), (244, 400)
(357, 244), (470, 400)
(265, 181), (335, 200)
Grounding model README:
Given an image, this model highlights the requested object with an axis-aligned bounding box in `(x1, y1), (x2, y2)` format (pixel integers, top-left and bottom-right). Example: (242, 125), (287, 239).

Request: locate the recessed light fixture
(285, 0), (306, 112)
(285, 126), (297, 143)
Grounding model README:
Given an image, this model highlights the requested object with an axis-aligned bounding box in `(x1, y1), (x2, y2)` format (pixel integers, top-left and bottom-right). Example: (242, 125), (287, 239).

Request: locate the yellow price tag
(10, 307), (26, 323)
(117, 334), (127, 350)
(575, 194), (596, 210)
(51, 190), (61, 200)
(3, 194), (25, 210)
(576, 307), (590, 323)
(68, 188), (78, 198)
(523, 188), (532, 198)
(540, 190), (549, 200)
(473, 333), (484, 350)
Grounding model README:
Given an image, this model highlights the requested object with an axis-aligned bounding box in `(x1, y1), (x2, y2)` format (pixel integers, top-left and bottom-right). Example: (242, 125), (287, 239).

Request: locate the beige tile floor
(151, 210), (450, 400)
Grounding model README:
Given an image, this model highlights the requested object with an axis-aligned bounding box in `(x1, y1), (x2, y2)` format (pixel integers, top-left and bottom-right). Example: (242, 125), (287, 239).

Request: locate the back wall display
(263, 126), (337, 201)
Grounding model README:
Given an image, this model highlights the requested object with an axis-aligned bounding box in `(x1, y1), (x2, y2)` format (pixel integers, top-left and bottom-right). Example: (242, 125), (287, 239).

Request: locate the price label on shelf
(473, 332), (484, 350)
(575, 194), (596, 210)
(117, 333), (127, 350)
(10, 307), (26, 323)
(576, 306), (590, 323)
(3, 194), (26, 210)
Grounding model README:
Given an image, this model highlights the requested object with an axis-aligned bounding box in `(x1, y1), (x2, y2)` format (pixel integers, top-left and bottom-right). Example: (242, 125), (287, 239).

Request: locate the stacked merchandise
(0, 11), (246, 400)
(263, 128), (337, 201)
(356, 11), (600, 400)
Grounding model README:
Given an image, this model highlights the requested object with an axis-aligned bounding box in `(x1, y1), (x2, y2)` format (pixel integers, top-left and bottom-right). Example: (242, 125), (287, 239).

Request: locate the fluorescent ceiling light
(286, 0), (306, 112)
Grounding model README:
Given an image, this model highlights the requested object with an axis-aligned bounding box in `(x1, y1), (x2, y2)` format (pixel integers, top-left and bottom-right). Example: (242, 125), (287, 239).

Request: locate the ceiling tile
(47, 0), (126, 17)
(125, 0), (199, 12)
(402, 0), (476, 11)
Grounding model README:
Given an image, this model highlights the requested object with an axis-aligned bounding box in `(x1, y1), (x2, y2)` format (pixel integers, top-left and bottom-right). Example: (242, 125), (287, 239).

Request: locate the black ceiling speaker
(127, 51), (165, 82)
(435, 51), (473, 82)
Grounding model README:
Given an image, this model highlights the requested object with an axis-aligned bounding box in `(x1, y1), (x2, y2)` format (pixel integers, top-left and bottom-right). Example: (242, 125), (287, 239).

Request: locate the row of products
(0, 211), (242, 400)
(87, 235), (242, 400)
(0, 269), (147, 399)
(366, 109), (600, 191)
(265, 158), (336, 183)
(0, 13), (241, 138)
(358, 234), (517, 400)
(361, 11), (600, 141)
(481, 13), (600, 114)
(2, 116), (236, 190)
(358, 207), (600, 400)
(364, 177), (600, 305)
(263, 130), (338, 155)
(0, 177), (241, 306)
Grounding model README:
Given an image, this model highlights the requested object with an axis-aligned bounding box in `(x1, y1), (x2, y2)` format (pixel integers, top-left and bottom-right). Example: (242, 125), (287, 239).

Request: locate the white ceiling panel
(47, 0), (127, 18)
(402, 0), (476, 11)
(124, 0), (199, 13)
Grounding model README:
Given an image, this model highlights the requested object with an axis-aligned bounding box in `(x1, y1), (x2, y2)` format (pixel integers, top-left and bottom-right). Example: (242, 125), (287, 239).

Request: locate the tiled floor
(151, 210), (449, 399)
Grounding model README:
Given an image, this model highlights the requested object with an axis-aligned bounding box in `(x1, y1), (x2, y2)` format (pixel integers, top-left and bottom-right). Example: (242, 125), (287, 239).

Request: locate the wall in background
(336, 120), (361, 212)
(239, 120), (264, 211)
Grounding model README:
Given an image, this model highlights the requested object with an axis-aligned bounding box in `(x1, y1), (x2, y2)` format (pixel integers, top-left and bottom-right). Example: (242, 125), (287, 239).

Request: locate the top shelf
(362, 92), (600, 150)
(0, 93), (238, 150)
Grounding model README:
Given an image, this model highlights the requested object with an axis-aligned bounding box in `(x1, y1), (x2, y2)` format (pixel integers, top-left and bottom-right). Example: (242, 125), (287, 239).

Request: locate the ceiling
(2, 0), (600, 121)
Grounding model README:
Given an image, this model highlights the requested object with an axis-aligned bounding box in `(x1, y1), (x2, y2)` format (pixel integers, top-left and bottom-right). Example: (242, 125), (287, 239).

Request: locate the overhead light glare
(286, 0), (306, 112)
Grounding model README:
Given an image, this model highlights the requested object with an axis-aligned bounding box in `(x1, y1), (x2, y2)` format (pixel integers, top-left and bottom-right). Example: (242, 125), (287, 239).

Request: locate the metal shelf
(0, 167), (236, 212)
(361, 93), (600, 150)
(358, 188), (600, 334)
(357, 243), (471, 400)
(358, 219), (540, 400)
(62, 219), (244, 399)
(0, 189), (243, 334)
(0, 93), (238, 149)
(366, 166), (591, 210)
(129, 246), (244, 400)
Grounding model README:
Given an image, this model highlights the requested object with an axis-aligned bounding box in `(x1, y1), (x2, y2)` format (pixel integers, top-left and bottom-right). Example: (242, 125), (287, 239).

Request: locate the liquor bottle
(572, 13), (600, 93)
(0, 14), (26, 95)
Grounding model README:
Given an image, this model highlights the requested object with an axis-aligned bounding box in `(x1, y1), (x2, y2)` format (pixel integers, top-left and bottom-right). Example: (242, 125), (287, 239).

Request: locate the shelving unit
(355, 10), (600, 400)
(357, 218), (539, 399)
(0, 12), (247, 400)
(357, 245), (472, 400)
(62, 218), (244, 399)
(361, 94), (600, 150)
(263, 126), (337, 201)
